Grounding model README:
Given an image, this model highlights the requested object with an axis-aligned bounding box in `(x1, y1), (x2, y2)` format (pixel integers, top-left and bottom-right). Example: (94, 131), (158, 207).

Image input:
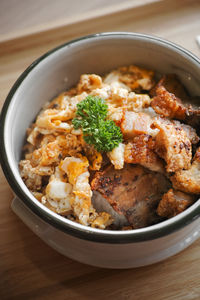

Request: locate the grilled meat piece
(124, 134), (165, 173)
(92, 191), (129, 228)
(157, 189), (195, 218)
(91, 164), (170, 228)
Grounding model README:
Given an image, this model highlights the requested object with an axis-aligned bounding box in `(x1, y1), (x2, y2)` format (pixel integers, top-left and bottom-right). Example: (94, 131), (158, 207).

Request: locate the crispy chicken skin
(91, 164), (170, 228)
(157, 189), (195, 218)
(155, 119), (199, 145)
(120, 111), (156, 139)
(185, 103), (200, 131)
(151, 74), (200, 126)
(151, 86), (187, 120)
(124, 134), (164, 173)
(152, 118), (192, 172)
(150, 74), (188, 100)
(171, 147), (200, 194)
(179, 122), (199, 144)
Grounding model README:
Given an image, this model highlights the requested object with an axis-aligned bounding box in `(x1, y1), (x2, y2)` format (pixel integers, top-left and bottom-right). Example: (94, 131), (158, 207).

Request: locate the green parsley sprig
(72, 95), (122, 152)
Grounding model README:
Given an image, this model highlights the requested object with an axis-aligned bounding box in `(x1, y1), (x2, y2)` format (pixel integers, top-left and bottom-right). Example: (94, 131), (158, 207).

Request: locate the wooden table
(0, 0), (200, 299)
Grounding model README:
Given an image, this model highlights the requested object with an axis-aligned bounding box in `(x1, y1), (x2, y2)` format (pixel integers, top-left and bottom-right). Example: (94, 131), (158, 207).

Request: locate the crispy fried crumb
(157, 189), (195, 218)
(153, 117), (192, 172)
(124, 134), (164, 173)
(171, 147), (200, 194)
(150, 74), (188, 100)
(151, 86), (187, 120)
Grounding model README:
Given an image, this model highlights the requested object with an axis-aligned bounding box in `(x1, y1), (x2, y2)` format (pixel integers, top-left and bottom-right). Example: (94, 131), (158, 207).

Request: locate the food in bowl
(1, 33), (200, 268)
(19, 65), (200, 230)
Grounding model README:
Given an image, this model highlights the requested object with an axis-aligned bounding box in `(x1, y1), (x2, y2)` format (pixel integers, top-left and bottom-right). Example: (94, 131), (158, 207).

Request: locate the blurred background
(0, 0), (161, 42)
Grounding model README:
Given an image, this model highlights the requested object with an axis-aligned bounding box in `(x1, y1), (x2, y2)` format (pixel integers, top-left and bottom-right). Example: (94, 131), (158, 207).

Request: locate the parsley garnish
(72, 95), (122, 152)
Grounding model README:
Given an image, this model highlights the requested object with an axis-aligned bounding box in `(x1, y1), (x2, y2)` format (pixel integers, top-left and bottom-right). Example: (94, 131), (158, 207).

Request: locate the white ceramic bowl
(1, 32), (200, 269)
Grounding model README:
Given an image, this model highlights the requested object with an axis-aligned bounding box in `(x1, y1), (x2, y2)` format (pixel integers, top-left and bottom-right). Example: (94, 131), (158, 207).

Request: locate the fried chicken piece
(151, 86), (187, 120)
(157, 119), (199, 145)
(120, 111), (157, 139)
(151, 75), (200, 124)
(124, 134), (164, 173)
(91, 164), (170, 228)
(171, 147), (200, 194)
(184, 101), (200, 130)
(157, 189), (195, 218)
(152, 118), (192, 172)
(150, 74), (188, 100)
(178, 122), (199, 144)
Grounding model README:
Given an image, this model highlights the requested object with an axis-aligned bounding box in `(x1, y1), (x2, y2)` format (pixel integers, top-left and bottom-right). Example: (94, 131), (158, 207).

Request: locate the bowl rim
(1, 31), (200, 244)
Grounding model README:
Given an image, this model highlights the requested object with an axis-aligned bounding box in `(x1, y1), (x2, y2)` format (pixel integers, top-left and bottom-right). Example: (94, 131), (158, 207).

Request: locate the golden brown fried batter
(171, 147), (200, 194)
(151, 75), (200, 126)
(153, 118), (192, 172)
(124, 134), (164, 173)
(150, 74), (189, 100)
(179, 122), (199, 144)
(157, 189), (195, 218)
(151, 86), (187, 120)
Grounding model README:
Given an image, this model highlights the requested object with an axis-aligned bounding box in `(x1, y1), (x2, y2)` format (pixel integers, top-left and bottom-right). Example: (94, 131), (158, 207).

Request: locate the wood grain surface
(0, 0), (200, 299)
(0, 0), (161, 42)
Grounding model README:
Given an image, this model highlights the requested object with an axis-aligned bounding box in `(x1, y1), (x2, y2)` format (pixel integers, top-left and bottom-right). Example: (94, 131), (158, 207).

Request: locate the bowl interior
(2, 33), (200, 240)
